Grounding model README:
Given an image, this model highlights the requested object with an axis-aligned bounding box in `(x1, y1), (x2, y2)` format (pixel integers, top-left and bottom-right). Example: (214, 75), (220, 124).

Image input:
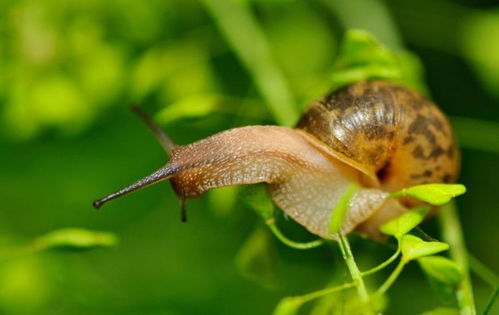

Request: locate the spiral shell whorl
(297, 81), (459, 193)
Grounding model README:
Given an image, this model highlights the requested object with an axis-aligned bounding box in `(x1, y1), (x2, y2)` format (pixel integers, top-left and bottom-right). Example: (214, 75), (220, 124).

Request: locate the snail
(93, 80), (459, 240)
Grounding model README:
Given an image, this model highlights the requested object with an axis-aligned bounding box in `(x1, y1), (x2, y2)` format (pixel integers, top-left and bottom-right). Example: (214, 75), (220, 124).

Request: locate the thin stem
(438, 202), (476, 315)
(200, 0), (298, 126)
(468, 253), (499, 288)
(483, 287), (499, 315)
(361, 248), (401, 277)
(266, 220), (324, 250)
(298, 281), (356, 303)
(337, 234), (370, 304)
(376, 258), (406, 296)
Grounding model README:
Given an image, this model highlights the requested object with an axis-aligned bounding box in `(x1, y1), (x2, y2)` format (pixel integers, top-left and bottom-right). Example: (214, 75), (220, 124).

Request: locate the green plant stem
(468, 253), (499, 288)
(298, 281), (356, 303)
(337, 234), (370, 306)
(361, 248), (400, 277)
(438, 202), (476, 315)
(329, 183), (359, 234)
(483, 287), (499, 315)
(376, 258), (406, 296)
(200, 0), (298, 126)
(266, 219), (324, 250)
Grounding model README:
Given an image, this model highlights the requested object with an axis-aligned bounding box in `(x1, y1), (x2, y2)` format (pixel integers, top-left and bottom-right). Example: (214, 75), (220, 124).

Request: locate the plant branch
(361, 248), (401, 277)
(200, 0), (298, 126)
(376, 258), (406, 296)
(468, 253), (499, 288)
(438, 202), (476, 315)
(266, 219), (324, 250)
(337, 234), (371, 306)
(483, 287), (499, 315)
(298, 281), (356, 303)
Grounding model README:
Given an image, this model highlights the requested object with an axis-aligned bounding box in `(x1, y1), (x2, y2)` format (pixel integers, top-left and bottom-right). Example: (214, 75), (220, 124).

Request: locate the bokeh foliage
(0, 0), (498, 314)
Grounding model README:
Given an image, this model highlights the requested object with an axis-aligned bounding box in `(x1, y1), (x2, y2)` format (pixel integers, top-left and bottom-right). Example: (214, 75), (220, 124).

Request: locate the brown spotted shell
(296, 80), (459, 195)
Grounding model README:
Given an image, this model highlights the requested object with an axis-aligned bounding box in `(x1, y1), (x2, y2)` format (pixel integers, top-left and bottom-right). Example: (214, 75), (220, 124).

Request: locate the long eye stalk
(93, 105), (180, 209)
(92, 166), (178, 209)
(129, 105), (177, 155)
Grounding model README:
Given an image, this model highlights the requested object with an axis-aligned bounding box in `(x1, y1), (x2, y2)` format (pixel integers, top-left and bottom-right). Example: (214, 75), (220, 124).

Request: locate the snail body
(93, 81), (459, 240)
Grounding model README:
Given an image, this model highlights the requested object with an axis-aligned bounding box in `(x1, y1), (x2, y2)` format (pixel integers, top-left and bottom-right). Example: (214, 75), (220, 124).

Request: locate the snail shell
(93, 81), (459, 240)
(298, 81), (459, 190)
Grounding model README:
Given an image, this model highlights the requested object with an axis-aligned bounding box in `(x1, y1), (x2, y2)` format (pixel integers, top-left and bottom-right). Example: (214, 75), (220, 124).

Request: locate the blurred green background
(1, 0), (498, 314)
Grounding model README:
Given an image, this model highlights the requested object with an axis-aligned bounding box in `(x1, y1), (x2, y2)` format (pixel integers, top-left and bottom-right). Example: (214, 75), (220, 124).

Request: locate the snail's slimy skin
(167, 125), (391, 239)
(93, 81), (459, 240)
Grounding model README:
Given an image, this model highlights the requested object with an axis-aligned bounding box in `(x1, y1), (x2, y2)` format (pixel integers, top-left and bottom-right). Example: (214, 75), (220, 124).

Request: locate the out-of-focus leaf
(401, 235), (449, 261)
(421, 307), (460, 315)
(235, 227), (277, 288)
(30, 75), (89, 129)
(418, 256), (461, 309)
(330, 29), (426, 94)
(272, 297), (303, 315)
(208, 186), (239, 217)
(34, 228), (118, 251)
(77, 45), (125, 104)
(451, 116), (499, 155)
(424, 274), (460, 307)
(462, 11), (499, 98)
(419, 256), (462, 285)
(265, 5), (336, 99)
(155, 94), (220, 125)
(0, 257), (53, 314)
(380, 206), (430, 239)
(394, 184), (466, 206)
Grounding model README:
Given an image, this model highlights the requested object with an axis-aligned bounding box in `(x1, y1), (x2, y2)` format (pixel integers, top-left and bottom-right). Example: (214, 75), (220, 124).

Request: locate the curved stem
(376, 258), (406, 296)
(299, 281), (356, 303)
(468, 253), (499, 288)
(266, 220), (324, 250)
(439, 202), (476, 315)
(361, 248), (401, 277)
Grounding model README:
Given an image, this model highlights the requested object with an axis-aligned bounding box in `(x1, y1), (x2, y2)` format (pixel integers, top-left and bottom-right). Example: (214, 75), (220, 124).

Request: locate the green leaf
(34, 228), (118, 251)
(208, 186), (239, 217)
(330, 29), (426, 94)
(419, 256), (462, 285)
(235, 227), (277, 288)
(421, 307), (460, 315)
(425, 275), (459, 307)
(393, 184), (466, 206)
(401, 235), (449, 261)
(328, 183), (359, 234)
(272, 297), (303, 315)
(379, 206), (430, 239)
